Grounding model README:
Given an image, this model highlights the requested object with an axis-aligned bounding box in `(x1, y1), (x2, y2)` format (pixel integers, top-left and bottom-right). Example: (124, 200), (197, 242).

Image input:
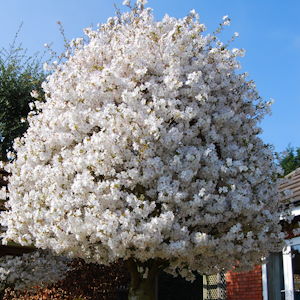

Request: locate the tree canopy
(0, 1), (284, 299)
(279, 147), (300, 176)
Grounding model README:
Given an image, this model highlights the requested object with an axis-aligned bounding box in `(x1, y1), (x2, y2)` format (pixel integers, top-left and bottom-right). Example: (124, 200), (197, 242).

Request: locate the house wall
(226, 265), (263, 300)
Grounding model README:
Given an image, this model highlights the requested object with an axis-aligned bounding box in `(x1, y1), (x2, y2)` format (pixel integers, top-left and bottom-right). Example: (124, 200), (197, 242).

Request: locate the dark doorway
(158, 272), (203, 300)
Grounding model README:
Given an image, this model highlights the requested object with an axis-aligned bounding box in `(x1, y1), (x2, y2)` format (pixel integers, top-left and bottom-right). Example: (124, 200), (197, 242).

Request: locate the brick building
(225, 266), (263, 300)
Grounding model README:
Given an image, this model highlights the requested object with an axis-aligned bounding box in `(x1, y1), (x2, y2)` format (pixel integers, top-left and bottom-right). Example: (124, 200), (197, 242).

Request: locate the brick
(226, 265), (262, 300)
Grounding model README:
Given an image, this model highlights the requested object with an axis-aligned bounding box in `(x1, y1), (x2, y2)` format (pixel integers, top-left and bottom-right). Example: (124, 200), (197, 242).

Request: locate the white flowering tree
(0, 1), (284, 299)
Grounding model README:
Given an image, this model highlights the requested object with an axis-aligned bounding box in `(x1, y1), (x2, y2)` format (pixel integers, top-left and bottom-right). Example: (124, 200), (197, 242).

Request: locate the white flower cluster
(0, 186), (7, 201)
(0, 250), (70, 291)
(0, 3), (284, 279)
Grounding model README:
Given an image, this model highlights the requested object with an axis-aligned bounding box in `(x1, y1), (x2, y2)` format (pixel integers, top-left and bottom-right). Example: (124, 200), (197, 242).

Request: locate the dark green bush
(0, 33), (45, 161)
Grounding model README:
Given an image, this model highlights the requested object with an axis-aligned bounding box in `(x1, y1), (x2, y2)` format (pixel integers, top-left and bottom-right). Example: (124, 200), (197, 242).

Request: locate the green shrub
(0, 31), (46, 161)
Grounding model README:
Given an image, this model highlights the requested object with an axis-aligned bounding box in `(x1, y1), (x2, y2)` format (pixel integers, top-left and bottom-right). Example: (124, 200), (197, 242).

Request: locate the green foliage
(279, 146), (300, 176)
(0, 32), (45, 161)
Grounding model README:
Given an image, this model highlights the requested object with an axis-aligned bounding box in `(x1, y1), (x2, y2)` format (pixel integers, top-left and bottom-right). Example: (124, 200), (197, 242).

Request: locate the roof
(280, 167), (300, 204)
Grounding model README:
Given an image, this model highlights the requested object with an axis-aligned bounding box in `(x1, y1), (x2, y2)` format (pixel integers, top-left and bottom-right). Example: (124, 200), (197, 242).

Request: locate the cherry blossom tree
(1, 1), (284, 299)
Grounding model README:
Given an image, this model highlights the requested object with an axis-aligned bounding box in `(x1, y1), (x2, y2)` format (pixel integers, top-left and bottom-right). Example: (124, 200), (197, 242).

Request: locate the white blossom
(222, 15), (230, 26)
(0, 186), (7, 200)
(123, 0), (131, 6)
(0, 2), (284, 279)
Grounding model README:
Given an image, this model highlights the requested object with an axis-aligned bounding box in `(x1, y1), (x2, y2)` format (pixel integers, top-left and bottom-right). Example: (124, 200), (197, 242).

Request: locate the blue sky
(1, 0), (299, 153)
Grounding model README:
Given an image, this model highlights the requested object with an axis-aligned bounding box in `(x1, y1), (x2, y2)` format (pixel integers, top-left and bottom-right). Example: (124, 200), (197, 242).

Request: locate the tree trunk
(126, 259), (163, 300)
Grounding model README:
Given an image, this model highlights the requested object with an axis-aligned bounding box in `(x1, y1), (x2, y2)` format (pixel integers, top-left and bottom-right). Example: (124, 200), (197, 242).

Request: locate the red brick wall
(226, 265), (263, 300)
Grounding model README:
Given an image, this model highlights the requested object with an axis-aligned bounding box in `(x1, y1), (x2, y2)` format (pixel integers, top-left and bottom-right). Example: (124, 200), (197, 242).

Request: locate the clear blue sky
(1, 0), (299, 153)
